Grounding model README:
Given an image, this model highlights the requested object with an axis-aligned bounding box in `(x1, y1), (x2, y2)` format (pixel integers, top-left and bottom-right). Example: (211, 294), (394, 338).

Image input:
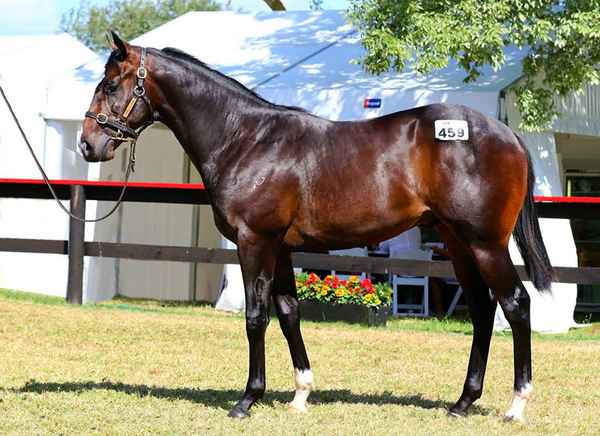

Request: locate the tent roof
(44, 10), (526, 121)
(135, 10), (355, 87)
(257, 32), (525, 93)
(0, 33), (95, 82)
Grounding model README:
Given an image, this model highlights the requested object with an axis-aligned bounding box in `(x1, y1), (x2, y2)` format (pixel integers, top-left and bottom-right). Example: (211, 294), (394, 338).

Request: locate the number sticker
(434, 120), (469, 141)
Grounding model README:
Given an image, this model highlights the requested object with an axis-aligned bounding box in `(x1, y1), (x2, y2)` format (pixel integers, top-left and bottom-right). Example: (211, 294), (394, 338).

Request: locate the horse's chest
(204, 189), (238, 241)
(212, 207), (237, 242)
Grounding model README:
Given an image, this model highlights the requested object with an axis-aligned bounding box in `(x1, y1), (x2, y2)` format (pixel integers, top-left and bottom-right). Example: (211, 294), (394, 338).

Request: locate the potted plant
(295, 272), (392, 326)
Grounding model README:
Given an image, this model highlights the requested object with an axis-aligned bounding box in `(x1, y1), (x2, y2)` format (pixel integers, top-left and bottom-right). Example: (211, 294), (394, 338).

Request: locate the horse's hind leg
(438, 226), (497, 417)
(272, 251), (313, 412)
(470, 242), (532, 422)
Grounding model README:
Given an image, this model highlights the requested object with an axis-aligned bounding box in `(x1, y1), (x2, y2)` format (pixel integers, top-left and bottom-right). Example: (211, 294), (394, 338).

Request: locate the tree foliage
(310, 0), (324, 10)
(348, 1), (600, 131)
(61, 0), (221, 53)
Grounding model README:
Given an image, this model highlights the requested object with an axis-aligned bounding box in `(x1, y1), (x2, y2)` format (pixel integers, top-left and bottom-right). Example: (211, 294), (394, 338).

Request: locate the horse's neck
(152, 57), (273, 190)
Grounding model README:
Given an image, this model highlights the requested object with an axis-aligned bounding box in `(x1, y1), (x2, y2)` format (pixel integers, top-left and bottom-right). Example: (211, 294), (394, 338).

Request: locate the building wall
(83, 125), (223, 302)
(505, 82), (600, 137)
(553, 84), (600, 137)
(93, 126), (193, 301)
(503, 82), (600, 193)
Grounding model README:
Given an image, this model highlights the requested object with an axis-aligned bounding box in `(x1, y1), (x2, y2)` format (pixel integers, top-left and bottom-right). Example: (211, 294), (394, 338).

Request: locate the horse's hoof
(503, 413), (525, 423)
(289, 401), (308, 413)
(228, 406), (250, 419)
(447, 408), (467, 418)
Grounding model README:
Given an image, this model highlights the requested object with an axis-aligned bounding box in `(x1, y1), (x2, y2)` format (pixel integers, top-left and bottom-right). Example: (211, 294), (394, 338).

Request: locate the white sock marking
(505, 383), (533, 422)
(290, 368), (313, 412)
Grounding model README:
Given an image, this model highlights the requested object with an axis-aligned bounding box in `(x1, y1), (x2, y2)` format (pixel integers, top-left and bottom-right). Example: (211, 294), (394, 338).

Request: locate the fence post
(66, 185), (86, 304)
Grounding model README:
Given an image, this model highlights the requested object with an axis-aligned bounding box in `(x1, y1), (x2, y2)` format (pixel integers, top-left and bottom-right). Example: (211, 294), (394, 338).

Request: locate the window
(566, 174), (600, 308)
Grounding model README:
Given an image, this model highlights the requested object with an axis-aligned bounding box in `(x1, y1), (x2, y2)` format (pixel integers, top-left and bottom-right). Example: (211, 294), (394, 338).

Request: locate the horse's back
(373, 103), (517, 145)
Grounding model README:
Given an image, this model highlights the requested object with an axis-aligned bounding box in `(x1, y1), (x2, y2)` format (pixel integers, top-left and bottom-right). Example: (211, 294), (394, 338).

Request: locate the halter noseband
(85, 47), (153, 142)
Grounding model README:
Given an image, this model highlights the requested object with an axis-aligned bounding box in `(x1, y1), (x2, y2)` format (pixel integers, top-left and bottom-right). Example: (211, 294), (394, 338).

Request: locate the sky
(0, 0), (351, 36)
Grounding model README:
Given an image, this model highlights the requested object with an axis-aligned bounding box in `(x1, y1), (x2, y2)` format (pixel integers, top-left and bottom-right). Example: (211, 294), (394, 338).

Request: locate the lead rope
(0, 82), (135, 223)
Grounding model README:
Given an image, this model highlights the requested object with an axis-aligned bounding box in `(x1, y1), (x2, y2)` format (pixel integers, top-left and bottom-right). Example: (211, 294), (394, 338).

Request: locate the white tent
(38, 10), (595, 332)
(0, 34), (94, 179)
(0, 33), (95, 299)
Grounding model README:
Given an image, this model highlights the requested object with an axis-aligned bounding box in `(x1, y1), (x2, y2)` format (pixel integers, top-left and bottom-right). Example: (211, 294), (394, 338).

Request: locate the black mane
(160, 47), (307, 113)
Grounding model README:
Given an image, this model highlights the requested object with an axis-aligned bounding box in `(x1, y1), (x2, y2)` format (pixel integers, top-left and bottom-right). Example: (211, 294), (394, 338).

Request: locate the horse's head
(80, 31), (154, 162)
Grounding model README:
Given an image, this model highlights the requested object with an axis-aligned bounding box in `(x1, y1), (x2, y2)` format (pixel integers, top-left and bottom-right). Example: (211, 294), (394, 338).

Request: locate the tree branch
(263, 0), (286, 11)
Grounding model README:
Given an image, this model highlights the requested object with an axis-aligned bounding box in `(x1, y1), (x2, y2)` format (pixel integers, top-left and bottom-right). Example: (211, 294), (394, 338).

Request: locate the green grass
(0, 289), (599, 435)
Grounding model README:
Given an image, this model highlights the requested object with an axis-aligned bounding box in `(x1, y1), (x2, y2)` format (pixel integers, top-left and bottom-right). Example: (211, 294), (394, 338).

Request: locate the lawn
(0, 289), (599, 435)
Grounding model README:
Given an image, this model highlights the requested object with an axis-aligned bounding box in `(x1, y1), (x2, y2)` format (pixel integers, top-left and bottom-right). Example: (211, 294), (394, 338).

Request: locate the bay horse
(80, 32), (552, 422)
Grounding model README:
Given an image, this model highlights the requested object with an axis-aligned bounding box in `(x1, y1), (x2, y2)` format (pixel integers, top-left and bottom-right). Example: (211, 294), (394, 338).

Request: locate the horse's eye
(104, 81), (118, 94)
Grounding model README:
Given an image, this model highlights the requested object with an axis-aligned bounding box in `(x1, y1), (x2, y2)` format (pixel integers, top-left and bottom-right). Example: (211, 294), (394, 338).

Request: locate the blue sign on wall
(363, 98), (382, 108)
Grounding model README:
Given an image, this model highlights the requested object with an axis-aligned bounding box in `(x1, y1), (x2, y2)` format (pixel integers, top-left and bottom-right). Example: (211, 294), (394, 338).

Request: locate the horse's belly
(284, 204), (426, 250)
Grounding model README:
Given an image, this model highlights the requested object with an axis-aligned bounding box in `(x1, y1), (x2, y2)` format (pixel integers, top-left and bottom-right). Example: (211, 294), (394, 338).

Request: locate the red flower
(361, 278), (375, 293)
(332, 276), (340, 288)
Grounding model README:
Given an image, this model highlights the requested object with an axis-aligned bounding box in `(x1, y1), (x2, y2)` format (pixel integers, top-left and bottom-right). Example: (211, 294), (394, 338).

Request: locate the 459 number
(434, 120), (469, 141)
(437, 127), (465, 139)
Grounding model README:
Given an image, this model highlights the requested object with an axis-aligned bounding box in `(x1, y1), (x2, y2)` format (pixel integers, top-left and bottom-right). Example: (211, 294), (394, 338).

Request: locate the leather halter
(85, 47), (153, 142)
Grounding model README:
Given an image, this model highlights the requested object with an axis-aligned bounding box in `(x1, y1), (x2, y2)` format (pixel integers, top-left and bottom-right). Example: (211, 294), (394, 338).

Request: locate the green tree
(348, 1), (600, 131)
(61, 0), (221, 52)
(310, 0), (324, 10)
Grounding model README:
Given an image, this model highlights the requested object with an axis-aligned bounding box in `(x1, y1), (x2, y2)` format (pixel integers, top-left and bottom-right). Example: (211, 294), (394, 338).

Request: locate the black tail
(513, 136), (553, 291)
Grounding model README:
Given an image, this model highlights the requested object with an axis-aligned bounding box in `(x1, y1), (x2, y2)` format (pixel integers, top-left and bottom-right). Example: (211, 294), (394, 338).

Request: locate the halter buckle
(133, 86), (146, 97)
(137, 67), (147, 79)
(96, 112), (108, 124)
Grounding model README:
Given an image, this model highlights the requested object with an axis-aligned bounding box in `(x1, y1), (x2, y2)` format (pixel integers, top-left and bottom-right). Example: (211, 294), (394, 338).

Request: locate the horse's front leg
(228, 230), (279, 419)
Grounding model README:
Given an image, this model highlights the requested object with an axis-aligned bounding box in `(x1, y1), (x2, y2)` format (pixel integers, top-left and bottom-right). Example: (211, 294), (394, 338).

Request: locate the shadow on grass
(11, 379), (489, 415)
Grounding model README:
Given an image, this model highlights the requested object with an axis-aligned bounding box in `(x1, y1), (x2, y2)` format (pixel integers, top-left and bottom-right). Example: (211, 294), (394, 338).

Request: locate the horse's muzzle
(79, 139), (114, 162)
(79, 139), (96, 161)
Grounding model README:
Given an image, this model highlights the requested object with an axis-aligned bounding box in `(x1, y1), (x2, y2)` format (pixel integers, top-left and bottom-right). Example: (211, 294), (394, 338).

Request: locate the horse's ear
(108, 30), (128, 61)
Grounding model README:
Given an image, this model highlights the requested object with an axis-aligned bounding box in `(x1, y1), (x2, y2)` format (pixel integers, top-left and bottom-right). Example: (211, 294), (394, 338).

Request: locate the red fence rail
(1, 177), (599, 217)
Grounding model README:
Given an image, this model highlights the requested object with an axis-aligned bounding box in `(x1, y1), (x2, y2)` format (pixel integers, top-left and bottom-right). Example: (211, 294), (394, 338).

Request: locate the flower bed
(295, 273), (392, 326)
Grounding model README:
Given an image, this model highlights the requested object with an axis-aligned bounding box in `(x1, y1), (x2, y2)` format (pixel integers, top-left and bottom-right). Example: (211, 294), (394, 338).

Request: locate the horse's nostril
(79, 140), (92, 158)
